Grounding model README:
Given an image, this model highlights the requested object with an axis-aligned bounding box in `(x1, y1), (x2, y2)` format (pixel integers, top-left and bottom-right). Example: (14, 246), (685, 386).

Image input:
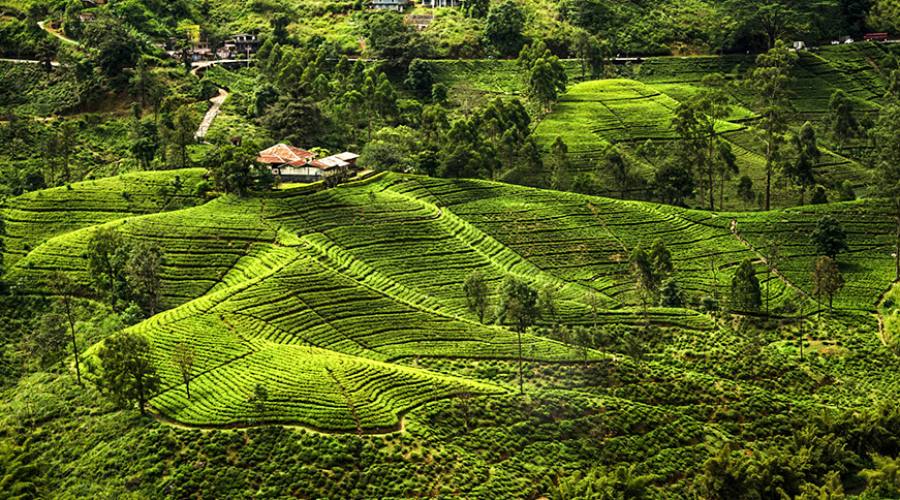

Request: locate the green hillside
(4, 168), (900, 496)
(3, 0), (900, 492)
(4, 170), (898, 434)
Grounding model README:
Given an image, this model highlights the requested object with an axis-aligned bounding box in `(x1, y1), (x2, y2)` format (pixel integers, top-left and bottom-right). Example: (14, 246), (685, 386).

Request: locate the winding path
(195, 87), (229, 140)
(37, 20), (79, 46)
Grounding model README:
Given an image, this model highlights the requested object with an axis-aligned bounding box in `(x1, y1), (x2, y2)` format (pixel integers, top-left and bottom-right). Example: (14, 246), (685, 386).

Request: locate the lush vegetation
(4, 0), (900, 497)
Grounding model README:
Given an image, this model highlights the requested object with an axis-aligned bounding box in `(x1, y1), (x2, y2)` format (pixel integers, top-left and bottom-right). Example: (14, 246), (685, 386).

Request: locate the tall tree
(672, 75), (732, 211)
(716, 141), (738, 210)
(785, 121), (819, 205)
(737, 175), (755, 208)
(405, 59), (434, 98)
(812, 255), (844, 310)
(497, 277), (540, 394)
(82, 15), (142, 78)
(763, 239), (780, 316)
(207, 143), (269, 195)
(649, 239), (673, 278)
(873, 103), (900, 279)
(461, 0), (490, 17)
(23, 312), (69, 370)
(463, 270), (490, 323)
(811, 215), (848, 260)
(727, 0), (806, 49)
(869, 0), (900, 34)
(828, 89), (859, 150)
(547, 136), (572, 190)
(172, 341), (196, 400)
(46, 119), (79, 184)
(749, 41), (797, 211)
(602, 145), (631, 199)
(654, 160), (695, 206)
(731, 259), (761, 312)
(129, 105), (159, 171)
(485, 0), (526, 56)
(48, 271), (82, 386)
(359, 11), (419, 71)
(573, 32), (606, 80)
(97, 332), (160, 416)
(629, 246), (657, 313)
(526, 56), (567, 112)
(86, 226), (130, 305)
(163, 106), (196, 168)
(126, 241), (162, 316)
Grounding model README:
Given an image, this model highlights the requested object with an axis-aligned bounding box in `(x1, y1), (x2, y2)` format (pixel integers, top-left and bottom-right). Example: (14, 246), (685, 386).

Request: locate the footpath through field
(195, 88), (229, 140)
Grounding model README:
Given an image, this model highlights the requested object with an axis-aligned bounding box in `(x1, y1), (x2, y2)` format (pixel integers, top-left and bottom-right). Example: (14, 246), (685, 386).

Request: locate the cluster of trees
(564, 40), (896, 213)
(730, 216), (847, 319)
(628, 240), (679, 310)
(85, 226), (164, 316)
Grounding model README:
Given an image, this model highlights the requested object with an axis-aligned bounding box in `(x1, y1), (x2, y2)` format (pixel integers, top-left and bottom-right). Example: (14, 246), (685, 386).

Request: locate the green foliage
(206, 143), (272, 195)
(812, 255), (844, 309)
(86, 226), (131, 304)
(82, 15), (143, 80)
(749, 40), (797, 210)
(497, 276), (540, 334)
(463, 270), (490, 323)
(731, 259), (761, 312)
(828, 89), (859, 149)
(811, 215), (849, 259)
(125, 241), (163, 316)
(97, 331), (161, 415)
(485, 0), (526, 56)
(404, 59), (434, 98)
(861, 453), (900, 497)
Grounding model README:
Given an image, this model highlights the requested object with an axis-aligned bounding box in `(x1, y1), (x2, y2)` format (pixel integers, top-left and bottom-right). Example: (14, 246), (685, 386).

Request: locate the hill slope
(4, 171), (898, 431)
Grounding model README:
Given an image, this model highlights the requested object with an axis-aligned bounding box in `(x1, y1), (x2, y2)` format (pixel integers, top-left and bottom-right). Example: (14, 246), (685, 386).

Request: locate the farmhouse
(369, 0), (409, 11)
(223, 34), (260, 59)
(257, 144), (360, 183)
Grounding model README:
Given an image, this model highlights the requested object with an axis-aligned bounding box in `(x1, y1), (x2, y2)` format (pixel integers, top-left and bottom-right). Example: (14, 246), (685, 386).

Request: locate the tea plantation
(5, 166), (900, 496)
(3, 170), (896, 434)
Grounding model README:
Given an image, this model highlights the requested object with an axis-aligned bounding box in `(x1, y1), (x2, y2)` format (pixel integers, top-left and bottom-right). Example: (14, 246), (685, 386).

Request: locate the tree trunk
(719, 173), (725, 211)
(136, 373), (146, 416)
(185, 378), (191, 400)
(765, 130), (773, 211)
(895, 208), (900, 281)
(517, 328), (524, 395)
(64, 298), (82, 387)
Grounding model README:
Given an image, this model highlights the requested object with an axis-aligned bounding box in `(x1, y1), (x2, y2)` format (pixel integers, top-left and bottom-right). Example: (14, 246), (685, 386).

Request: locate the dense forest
(2, 0), (900, 497)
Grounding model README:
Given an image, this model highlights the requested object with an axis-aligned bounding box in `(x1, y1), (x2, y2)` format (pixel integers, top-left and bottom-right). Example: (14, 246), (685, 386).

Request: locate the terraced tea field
(534, 78), (747, 171)
(5, 171), (898, 431)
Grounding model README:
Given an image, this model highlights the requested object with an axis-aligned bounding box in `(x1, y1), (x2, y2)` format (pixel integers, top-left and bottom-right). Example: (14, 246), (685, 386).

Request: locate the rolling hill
(4, 170), (897, 433)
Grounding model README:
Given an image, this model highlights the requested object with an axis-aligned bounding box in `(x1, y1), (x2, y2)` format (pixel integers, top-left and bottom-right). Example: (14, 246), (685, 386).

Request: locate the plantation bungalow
(257, 144), (360, 183)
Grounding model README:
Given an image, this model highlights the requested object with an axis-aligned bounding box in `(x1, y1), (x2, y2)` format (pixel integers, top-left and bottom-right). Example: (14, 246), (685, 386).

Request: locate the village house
(223, 34), (260, 59)
(421, 0), (460, 7)
(257, 144), (360, 183)
(369, 0), (410, 11)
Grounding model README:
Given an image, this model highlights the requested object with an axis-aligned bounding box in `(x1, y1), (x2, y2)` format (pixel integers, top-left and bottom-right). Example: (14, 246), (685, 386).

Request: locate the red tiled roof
(256, 144), (315, 165)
